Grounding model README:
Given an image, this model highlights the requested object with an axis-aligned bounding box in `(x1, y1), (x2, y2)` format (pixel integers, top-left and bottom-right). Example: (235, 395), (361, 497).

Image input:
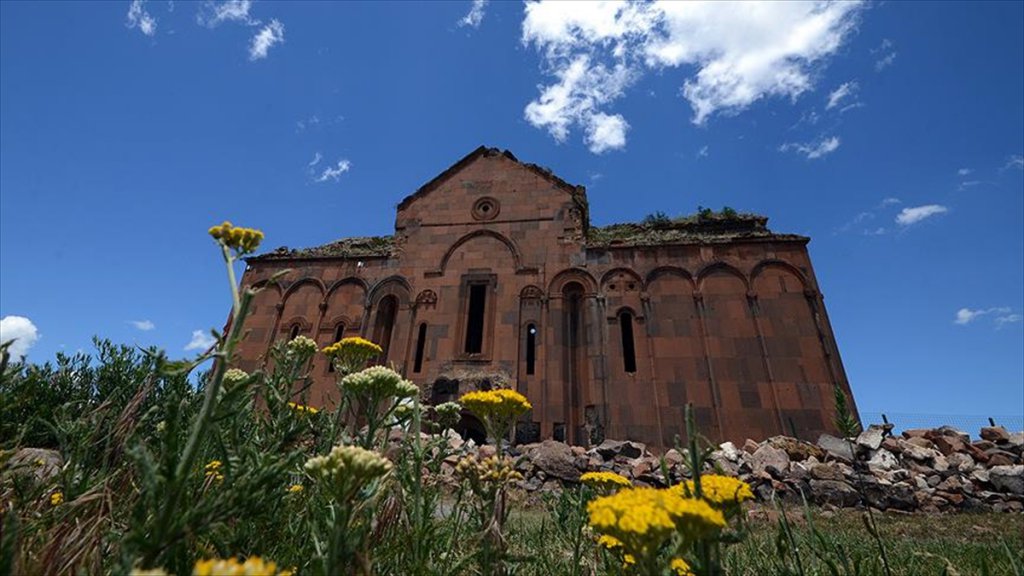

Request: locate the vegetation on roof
(253, 235), (394, 260)
(587, 206), (803, 248)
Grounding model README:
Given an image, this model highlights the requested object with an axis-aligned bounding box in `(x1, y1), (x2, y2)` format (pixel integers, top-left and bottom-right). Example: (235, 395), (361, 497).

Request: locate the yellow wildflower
(456, 454), (523, 490)
(322, 337), (382, 374)
(305, 444), (392, 495)
(204, 460), (224, 482)
(223, 368), (249, 389)
(208, 221), (264, 255)
(587, 487), (725, 559)
(670, 557), (695, 575)
(340, 366), (418, 399)
(287, 401), (320, 415)
(580, 471), (632, 492)
(286, 483), (304, 494)
(50, 492), (64, 506)
(459, 389), (532, 421)
(675, 474), (753, 508)
(193, 556), (286, 575)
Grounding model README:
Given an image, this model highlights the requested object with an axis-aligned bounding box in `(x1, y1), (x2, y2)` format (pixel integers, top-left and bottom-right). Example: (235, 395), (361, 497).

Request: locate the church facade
(235, 146), (858, 448)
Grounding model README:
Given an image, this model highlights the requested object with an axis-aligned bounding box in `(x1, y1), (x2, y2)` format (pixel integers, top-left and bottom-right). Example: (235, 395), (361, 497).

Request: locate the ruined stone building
(235, 146), (859, 448)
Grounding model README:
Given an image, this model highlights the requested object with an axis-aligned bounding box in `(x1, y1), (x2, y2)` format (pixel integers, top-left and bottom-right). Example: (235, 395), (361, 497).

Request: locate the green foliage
(642, 211), (672, 227)
(832, 384), (862, 438)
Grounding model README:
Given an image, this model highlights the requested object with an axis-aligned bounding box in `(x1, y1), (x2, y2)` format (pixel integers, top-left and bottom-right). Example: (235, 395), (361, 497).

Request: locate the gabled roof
(396, 146), (590, 230)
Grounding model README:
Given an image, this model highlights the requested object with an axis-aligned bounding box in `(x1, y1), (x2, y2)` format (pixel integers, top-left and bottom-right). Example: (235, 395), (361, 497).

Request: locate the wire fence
(859, 411), (1024, 439)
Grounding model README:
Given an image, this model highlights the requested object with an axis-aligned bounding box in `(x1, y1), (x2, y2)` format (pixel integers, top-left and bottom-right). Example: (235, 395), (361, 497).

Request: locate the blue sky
(1, 1), (1022, 421)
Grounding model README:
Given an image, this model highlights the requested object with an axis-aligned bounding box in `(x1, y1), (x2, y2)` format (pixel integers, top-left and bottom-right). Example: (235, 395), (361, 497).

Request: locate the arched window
(619, 311), (637, 374)
(373, 295), (398, 362)
(413, 323), (427, 373)
(328, 323), (346, 373)
(464, 283), (487, 354)
(525, 323), (537, 376)
(289, 324), (300, 341)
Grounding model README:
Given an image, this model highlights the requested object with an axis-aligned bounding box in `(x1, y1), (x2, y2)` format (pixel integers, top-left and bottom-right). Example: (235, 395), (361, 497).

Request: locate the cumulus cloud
(127, 0), (158, 36)
(185, 330), (217, 351)
(958, 168), (973, 176)
(129, 320), (156, 331)
(895, 204), (948, 226)
(780, 136), (840, 159)
(459, 0), (488, 28)
(316, 159), (352, 183)
(520, 1), (862, 151)
(249, 19), (285, 60)
(197, 0), (254, 27)
(0, 316), (40, 360)
(826, 81), (858, 110)
(585, 112), (629, 153)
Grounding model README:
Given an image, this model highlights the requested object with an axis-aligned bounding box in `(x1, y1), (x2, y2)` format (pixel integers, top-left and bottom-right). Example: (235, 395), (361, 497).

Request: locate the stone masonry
(234, 146), (858, 449)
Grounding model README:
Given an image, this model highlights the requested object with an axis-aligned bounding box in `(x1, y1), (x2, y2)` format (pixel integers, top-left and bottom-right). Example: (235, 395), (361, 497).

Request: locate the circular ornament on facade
(471, 197), (500, 221)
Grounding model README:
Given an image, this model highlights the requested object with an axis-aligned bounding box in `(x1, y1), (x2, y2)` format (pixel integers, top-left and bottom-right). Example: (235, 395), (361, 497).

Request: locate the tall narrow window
(413, 323), (427, 373)
(374, 296), (398, 362)
(464, 284), (487, 354)
(525, 324), (537, 375)
(289, 324), (300, 340)
(620, 311), (637, 374)
(328, 323), (346, 372)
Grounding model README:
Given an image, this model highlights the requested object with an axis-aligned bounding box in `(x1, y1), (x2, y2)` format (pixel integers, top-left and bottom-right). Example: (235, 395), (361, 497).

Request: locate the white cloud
(873, 38), (896, 71)
(459, 0), (489, 28)
(0, 316), (40, 360)
(826, 81), (858, 110)
(957, 180), (981, 192)
(249, 19), (285, 60)
(129, 320), (156, 331)
(316, 159), (352, 182)
(197, 0), (253, 27)
(895, 204), (948, 226)
(955, 307), (1012, 325)
(585, 112), (629, 153)
(184, 330), (217, 351)
(880, 197), (901, 207)
(697, 145), (709, 158)
(308, 152), (323, 167)
(127, 0), (158, 36)
(1004, 154), (1024, 170)
(520, 1), (862, 152)
(779, 135), (840, 159)
(996, 314), (1022, 327)
(958, 168), (973, 176)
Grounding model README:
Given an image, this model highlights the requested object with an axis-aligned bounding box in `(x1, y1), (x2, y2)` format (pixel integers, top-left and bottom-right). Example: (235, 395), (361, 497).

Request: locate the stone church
(234, 146), (859, 448)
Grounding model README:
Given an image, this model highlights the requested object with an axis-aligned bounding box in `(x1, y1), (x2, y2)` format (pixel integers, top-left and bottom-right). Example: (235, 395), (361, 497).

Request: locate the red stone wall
(234, 151), (858, 448)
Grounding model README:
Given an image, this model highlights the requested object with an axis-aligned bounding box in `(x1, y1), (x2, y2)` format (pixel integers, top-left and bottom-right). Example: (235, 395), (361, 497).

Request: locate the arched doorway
(373, 295), (398, 363)
(562, 281), (585, 445)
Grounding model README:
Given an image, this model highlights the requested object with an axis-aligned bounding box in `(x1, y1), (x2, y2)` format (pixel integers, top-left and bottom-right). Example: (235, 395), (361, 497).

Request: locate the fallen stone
(5, 448), (64, 484)
(751, 444), (790, 478)
(855, 425), (888, 451)
(525, 440), (580, 482)
(988, 465), (1024, 495)
(980, 426), (1010, 444)
(817, 434), (854, 461)
(809, 479), (860, 507)
(592, 439), (646, 460)
(766, 436), (826, 461)
(867, 449), (899, 471)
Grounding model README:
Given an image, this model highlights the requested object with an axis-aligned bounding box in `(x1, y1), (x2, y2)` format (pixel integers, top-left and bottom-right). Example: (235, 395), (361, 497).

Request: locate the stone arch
(696, 261), (749, 293)
(751, 260), (810, 291)
(326, 277), (369, 299)
(279, 280), (325, 340)
(367, 275), (412, 306)
(600, 267), (645, 293)
(547, 268), (598, 296)
(645, 266), (695, 290)
(432, 230), (527, 276)
(282, 277), (327, 301)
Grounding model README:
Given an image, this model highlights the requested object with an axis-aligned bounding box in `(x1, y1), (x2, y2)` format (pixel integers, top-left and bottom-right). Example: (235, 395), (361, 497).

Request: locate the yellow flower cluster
(286, 483), (304, 494)
(193, 556), (292, 576)
(204, 460), (224, 482)
(287, 401), (319, 415)
(459, 389), (532, 421)
(50, 492), (64, 506)
(676, 474), (753, 509)
(304, 444), (393, 485)
(580, 471), (632, 492)
(208, 221), (264, 255)
(670, 557), (695, 576)
(455, 455), (523, 488)
(322, 337), (382, 373)
(341, 366), (418, 399)
(587, 487), (725, 559)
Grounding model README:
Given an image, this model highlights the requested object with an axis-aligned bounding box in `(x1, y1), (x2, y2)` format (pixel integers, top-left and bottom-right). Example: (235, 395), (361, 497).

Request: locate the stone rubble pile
(439, 425), (1024, 513)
